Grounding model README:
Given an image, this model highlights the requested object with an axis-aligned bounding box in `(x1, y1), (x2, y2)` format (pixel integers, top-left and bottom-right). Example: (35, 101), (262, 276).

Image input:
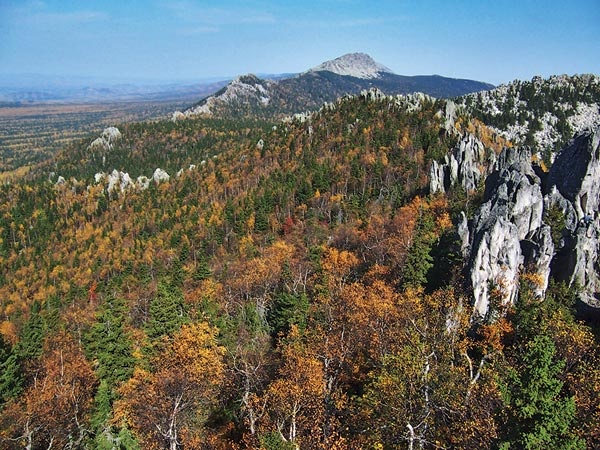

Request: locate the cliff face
(444, 126), (600, 318)
(429, 133), (490, 194)
(546, 129), (600, 308)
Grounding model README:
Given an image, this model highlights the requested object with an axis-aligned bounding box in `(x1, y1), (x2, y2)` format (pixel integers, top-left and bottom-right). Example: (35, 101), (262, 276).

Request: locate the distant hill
(177, 52), (494, 119)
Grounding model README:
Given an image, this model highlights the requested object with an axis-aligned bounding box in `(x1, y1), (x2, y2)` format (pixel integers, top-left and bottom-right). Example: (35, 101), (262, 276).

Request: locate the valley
(0, 99), (195, 178)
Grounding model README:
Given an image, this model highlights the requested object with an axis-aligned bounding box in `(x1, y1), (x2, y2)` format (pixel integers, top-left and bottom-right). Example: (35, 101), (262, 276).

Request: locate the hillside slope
(460, 74), (600, 159)
(0, 85), (599, 449)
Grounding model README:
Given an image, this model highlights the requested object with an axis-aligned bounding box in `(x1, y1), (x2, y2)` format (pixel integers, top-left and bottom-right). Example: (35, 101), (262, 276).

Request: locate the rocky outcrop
(94, 167), (171, 195)
(152, 168), (170, 184)
(454, 126), (600, 318)
(462, 146), (552, 317)
(546, 127), (600, 308)
(459, 74), (600, 158)
(429, 133), (491, 194)
(547, 129), (600, 221)
(88, 127), (121, 152)
(183, 75), (274, 118)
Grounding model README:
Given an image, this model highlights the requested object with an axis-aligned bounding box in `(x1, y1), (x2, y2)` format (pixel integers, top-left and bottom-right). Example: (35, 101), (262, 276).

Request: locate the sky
(0, 0), (599, 86)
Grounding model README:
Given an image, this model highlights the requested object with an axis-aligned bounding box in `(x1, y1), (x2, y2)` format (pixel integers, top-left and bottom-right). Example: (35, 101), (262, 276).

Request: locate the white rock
(467, 147), (551, 318)
(94, 172), (106, 184)
(107, 169), (133, 193)
(171, 111), (185, 121)
(102, 127), (121, 145)
(88, 127), (122, 151)
(153, 168), (170, 183)
(137, 176), (150, 190)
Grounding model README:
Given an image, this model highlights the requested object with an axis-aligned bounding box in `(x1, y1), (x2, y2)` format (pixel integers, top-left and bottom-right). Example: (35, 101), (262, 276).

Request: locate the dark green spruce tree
(146, 280), (189, 342)
(498, 334), (584, 449)
(0, 301), (45, 405)
(85, 295), (138, 449)
(85, 295), (135, 387)
(402, 209), (435, 289)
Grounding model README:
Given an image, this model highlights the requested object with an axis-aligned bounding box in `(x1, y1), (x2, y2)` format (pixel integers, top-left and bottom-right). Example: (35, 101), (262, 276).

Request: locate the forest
(0, 90), (599, 449)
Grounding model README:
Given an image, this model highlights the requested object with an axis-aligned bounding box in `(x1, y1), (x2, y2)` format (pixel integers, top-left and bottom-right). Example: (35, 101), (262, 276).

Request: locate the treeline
(0, 93), (598, 448)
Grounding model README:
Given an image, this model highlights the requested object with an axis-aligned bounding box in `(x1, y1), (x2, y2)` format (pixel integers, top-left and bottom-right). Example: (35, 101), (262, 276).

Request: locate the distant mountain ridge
(177, 52), (494, 119)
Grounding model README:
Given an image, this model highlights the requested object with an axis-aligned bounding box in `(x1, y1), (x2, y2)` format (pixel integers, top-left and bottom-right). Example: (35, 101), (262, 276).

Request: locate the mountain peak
(308, 52), (394, 79)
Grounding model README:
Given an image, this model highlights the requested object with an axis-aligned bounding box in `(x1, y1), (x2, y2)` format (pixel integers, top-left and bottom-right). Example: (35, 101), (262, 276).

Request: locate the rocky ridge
(88, 127), (122, 152)
(546, 129), (600, 308)
(460, 74), (600, 159)
(175, 53), (493, 120)
(435, 124), (600, 318)
(177, 75), (274, 118)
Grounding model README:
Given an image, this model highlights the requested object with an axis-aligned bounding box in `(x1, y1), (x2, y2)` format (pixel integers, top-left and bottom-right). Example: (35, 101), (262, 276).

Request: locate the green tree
(268, 292), (309, 338)
(15, 301), (45, 360)
(85, 295), (135, 386)
(499, 335), (584, 449)
(0, 352), (22, 406)
(0, 335), (8, 367)
(146, 281), (188, 342)
(0, 303), (45, 404)
(89, 380), (141, 450)
(84, 295), (138, 447)
(402, 210), (435, 289)
(193, 252), (212, 281)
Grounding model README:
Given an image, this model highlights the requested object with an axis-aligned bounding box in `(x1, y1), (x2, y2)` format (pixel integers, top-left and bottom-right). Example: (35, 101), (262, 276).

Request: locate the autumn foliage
(0, 93), (598, 448)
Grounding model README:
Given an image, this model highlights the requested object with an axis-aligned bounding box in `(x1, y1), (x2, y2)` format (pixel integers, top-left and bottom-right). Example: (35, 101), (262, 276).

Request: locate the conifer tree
(146, 281), (188, 342)
(499, 335), (584, 449)
(85, 295), (135, 387)
(402, 210), (435, 289)
(0, 303), (45, 404)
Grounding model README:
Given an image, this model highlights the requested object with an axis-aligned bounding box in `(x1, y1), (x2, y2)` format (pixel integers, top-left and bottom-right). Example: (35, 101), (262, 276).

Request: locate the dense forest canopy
(0, 85), (599, 449)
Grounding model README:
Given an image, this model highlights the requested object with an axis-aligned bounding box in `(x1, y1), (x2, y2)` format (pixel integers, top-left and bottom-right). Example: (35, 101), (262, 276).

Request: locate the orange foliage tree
(0, 331), (97, 449)
(115, 322), (225, 450)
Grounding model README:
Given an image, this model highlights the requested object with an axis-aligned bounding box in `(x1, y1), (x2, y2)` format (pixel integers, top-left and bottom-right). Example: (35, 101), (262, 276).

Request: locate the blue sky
(0, 0), (598, 85)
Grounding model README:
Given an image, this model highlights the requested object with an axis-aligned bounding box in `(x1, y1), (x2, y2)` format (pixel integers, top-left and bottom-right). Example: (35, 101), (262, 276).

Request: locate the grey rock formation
(465, 146), (552, 317)
(430, 160), (447, 194)
(431, 116), (600, 317)
(153, 168), (170, 184)
(458, 126), (600, 318)
(444, 100), (457, 133)
(429, 132), (490, 194)
(88, 127), (121, 152)
(546, 127), (600, 307)
(548, 128), (600, 221)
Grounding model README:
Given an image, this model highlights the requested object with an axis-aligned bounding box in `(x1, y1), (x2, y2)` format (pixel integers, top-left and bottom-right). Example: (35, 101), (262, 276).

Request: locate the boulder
(88, 127), (122, 153)
(153, 168), (170, 184)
